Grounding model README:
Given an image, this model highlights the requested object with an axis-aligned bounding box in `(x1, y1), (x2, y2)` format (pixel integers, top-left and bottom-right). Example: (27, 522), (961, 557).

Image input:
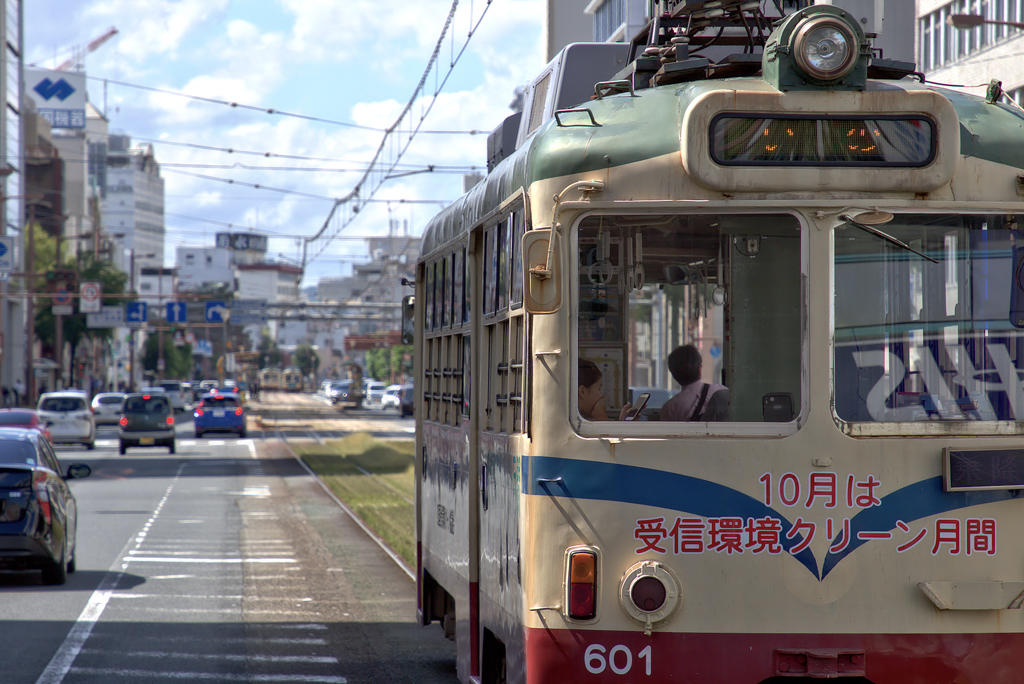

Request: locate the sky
(24, 0), (547, 288)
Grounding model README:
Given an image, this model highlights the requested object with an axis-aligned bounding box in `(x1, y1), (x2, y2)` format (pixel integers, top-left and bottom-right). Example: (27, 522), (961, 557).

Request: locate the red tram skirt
(525, 628), (1022, 683)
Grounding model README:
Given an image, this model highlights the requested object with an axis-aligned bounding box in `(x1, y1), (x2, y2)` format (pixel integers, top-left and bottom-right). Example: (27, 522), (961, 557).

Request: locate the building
(176, 246), (234, 292)
(917, 0), (1024, 105)
(101, 133), (165, 270)
(236, 262), (302, 303)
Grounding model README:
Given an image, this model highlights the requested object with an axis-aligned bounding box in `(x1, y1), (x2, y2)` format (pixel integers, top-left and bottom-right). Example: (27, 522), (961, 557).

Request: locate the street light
(948, 13), (1024, 31)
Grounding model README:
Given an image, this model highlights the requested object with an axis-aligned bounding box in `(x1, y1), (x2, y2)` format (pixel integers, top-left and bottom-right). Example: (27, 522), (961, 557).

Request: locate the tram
(283, 367), (303, 392)
(259, 367), (282, 391)
(411, 3), (1024, 683)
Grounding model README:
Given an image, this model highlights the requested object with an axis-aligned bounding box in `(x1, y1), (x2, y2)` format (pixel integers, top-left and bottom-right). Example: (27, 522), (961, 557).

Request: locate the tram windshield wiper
(839, 214), (939, 263)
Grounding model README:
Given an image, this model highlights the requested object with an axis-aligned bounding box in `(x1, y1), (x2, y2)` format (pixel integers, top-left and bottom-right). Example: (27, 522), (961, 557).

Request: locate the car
(157, 381), (187, 412)
(399, 384), (415, 418)
(327, 380), (352, 405)
(365, 381), (386, 405)
(199, 380), (219, 392)
(119, 392), (176, 454)
(194, 392), (247, 438)
(381, 384), (403, 409)
(37, 392), (95, 450)
(0, 409), (52, 442)
(90, 392), (125, 426)
(0, 427), (91, 584)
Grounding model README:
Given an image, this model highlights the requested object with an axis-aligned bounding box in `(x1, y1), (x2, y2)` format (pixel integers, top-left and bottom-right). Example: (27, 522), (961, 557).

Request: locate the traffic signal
(44, 269), (78, 292)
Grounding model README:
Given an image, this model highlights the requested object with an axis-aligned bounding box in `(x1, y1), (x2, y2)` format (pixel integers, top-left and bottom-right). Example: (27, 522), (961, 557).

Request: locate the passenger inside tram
(576, 213), (800, 423)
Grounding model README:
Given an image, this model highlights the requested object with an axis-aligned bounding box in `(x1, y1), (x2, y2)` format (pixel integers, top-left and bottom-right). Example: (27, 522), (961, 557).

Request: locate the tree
(31, 236), (130, 382)
(293, 343), (320, 377)
(365, 345), (412, 383)
(257, 334), (282, 368)
(141, 332), (192, 379)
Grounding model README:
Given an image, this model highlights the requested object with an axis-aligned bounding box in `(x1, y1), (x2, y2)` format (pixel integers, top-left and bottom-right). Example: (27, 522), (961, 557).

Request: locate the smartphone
(624, 393), (650, 420)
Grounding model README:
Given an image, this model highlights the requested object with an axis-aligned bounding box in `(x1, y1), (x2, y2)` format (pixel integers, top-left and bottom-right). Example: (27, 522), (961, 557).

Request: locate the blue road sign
(166, 301), (188, 323)
(0, 237), (12, 272)
(126, 302), (147, 324)
(205, 301), (229, 323)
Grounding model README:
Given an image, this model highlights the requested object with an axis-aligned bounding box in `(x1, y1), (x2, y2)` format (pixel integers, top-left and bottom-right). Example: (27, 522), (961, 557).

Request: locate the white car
(37, 391), (96, 450)
(157, 380), (187, 412)
(90, 392), (125, 426)
(365, 381), (386, 405)
(381, 385), (403, 409)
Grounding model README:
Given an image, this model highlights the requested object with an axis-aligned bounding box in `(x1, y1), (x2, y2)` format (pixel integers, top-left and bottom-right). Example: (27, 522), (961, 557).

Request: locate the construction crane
(54, 26), (118, 72)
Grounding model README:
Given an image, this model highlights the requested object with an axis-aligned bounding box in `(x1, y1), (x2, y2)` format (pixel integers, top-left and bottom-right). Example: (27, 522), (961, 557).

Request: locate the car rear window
(202, 396), (239, 408)
(40, 397), (86, 412)
(0, 412), (33, 425)
(98, 396), (124, 405)
(160, 383), (181, 392)
(0, 442), (38, 467)
(124, 396), (170, 413)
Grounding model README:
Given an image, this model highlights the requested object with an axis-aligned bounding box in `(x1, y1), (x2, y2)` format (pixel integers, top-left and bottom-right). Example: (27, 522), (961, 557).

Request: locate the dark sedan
(0, 428), (91, 585)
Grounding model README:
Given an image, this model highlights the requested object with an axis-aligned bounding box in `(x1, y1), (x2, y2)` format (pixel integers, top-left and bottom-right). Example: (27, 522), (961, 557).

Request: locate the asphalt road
(0, 407), (454, 684)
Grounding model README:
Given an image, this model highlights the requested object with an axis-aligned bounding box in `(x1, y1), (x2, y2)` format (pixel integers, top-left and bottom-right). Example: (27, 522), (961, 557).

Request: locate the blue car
(193, 392), (247, 438)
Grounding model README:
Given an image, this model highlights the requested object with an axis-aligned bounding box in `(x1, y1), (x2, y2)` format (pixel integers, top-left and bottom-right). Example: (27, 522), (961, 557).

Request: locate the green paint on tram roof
(525, 86), (684, 182)
(933, 86), (1024, 169)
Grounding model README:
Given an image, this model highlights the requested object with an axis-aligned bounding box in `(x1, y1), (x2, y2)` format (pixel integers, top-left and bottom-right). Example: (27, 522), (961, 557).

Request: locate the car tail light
(119, 416), (128, 427)
(234, 406), (243, 416)
(194, 408), (204, 417)
(166, 415), (174, 426)
(143, 395), (150, 400)
(568, 550), (597, 619)
(32, 470), (51, 524)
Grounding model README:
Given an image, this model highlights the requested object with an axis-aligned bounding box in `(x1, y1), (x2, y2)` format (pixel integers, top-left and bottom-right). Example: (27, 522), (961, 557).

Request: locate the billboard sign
(26, 68), (87, 129)
(216, 232), (268, 253)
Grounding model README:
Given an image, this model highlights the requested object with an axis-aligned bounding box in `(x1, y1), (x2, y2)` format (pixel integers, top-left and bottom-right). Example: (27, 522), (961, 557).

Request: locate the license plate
(140, 437), (155, 445)
(213, 410), (225, 417)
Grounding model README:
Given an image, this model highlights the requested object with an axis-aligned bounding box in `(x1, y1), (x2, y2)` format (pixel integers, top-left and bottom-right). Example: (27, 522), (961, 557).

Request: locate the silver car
(37, 392), (95, 450)
(90, 392), (125, 426)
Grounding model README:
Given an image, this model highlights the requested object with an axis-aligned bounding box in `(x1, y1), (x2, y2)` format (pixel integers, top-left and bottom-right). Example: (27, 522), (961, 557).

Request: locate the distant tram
(259, 367), (282, 391)
(411, 3), (1024, 684)
(283, 367), (303, 392)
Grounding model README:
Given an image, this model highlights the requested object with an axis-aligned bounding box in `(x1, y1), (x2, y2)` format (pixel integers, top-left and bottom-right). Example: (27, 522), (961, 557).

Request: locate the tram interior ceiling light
(762, 6), (869, 91)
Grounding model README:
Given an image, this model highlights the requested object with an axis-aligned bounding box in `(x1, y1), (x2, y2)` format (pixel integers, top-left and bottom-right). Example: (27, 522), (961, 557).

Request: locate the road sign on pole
(53, 286), (73, 315)
(80, 281), (101, 313)
(0, 236), (13, 274)
(166, 301), (188, 323)
(126, 302), (148, 326)
(205, 301), (229, 323)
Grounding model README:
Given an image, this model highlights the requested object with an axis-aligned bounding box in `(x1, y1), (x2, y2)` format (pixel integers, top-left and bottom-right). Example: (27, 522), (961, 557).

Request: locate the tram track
(275, 426), (415, 580)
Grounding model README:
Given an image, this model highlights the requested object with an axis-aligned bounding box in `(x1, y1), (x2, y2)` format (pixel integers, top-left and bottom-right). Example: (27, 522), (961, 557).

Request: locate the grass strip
(294, 432), (415, 567)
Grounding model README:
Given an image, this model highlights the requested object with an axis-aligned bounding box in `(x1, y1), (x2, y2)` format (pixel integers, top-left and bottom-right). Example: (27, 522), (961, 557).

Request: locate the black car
(0, 428), (91, 585)
(119, 392), (176, 454)
(399, 385), (415, 418)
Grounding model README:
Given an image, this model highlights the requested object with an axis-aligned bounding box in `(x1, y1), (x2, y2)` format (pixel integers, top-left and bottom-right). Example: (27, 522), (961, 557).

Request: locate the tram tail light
(568, 551), (597, 619)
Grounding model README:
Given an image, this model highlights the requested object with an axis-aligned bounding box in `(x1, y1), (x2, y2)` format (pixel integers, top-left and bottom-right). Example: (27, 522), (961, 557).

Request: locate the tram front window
(576, 213), (802, 424)
(834, 213), (1024, 424)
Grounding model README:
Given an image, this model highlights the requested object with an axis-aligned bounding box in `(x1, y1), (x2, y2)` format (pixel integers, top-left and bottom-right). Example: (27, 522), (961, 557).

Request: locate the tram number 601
(584, 644), (652, 676)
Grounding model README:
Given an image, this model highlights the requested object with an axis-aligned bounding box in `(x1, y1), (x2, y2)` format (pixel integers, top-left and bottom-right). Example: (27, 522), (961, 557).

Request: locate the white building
(236, 262), (302, 303)
(176, 246), (234, 292)
(101, 134), (164, 270)
(917, 0), (1024, 105)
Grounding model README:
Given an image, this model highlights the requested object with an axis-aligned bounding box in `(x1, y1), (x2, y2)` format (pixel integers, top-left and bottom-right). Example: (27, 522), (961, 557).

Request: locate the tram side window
(834, 213), (1024, 424)
(576, 214), (802, 424)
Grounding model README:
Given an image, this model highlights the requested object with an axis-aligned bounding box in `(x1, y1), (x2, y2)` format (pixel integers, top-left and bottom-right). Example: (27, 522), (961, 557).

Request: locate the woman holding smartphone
(578, 359), (636, 421)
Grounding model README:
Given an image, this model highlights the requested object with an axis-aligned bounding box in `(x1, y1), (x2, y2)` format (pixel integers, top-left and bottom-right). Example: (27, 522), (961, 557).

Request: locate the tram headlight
(793, 15), (857, 82)
(619, 560), (682, 635)
(761, 5), (867, 91)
